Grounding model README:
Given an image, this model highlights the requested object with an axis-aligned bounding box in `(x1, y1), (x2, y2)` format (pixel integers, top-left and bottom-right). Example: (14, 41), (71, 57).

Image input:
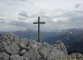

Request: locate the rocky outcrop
(0, 32), (83, 60)
(68, 53), (83, 59)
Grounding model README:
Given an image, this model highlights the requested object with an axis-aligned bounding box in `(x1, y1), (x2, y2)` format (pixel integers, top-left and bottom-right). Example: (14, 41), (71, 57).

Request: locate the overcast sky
(0, 0), (83, 31)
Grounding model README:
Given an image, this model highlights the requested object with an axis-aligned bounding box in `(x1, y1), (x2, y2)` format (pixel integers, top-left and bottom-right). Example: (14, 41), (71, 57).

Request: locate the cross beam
(33, 16), (45, 42)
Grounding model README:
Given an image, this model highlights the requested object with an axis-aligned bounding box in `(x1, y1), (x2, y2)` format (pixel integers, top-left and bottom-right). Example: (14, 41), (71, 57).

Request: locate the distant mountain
(12, 28), (57, 41)
(42, 28), (83, 53)
(68, 34), (83, 52)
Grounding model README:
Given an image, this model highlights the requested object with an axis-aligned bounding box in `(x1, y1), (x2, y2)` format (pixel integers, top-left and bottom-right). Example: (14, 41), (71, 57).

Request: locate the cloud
(0, 17), (6, 23)
(18, 17), (27, 20)
(0, 0), (27, 2)
(19, 11), (32, 18)
(15, 0), (27, 1)
(39, 9), (83, 30)
(9, 8), (83, 31)
(0, 0), (83, 31)
(7, 21), (28, 27)
(0, 18), (5, 20)
(51, 9), (83, 22)
(74, 3), (82, 8)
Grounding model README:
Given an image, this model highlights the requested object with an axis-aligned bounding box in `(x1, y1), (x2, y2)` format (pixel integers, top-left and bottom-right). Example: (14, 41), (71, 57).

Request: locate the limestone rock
(28, 40), (35, 46)
(0, 32), (20, 45)
(10, 54), (29, 60)
(19, 49), (27, 55)
(23, 47), (41, 60)
(0, 43), (3, 52)
(38, 42), (52, 60)
(76, 53), (83, 58)
(69, 53), (83, 59)
(20, 38), (28, 48)
(1, 52), (9, 60)
(4, 42), (19, 54)
(47, 47), (66, 60)
(0, 53), (3, 59)
(70, 53), (77, 58)
(54, 40), (68, 55)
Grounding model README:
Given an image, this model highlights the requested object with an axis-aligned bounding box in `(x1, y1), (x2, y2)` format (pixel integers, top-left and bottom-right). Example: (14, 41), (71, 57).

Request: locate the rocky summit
(0, 32), (83, 60)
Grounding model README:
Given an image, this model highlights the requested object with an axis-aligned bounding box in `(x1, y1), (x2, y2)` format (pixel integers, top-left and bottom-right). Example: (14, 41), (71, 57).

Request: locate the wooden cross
(33, 16), (45, 42)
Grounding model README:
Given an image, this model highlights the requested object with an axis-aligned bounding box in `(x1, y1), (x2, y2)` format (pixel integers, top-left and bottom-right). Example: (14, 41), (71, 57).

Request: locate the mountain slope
(42, 29), (83, 53)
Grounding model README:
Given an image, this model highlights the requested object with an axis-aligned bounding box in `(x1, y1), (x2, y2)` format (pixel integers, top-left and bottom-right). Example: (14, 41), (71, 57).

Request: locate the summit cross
(33, 16), (45, 42)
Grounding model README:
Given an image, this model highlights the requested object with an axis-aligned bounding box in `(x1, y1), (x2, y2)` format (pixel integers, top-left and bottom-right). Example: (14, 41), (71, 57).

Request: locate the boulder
(20, 38), (29, 48)
(69, 53), (77, 58)
(47, 47), (66, 60)
(69, 53), (83, 59)
(19, 49), (27, 55)
(23, 48), (41, 60)
(0, 53), (3, 59)
(38, 42), (52, 60)
(54, 40), (68, 55)
(4, 42), (19, 54)
(76, 53), (83, 58)
(0, 43), (3, 52)
(1, 32), (20, 45)
(27, 40), (35, 46)
(10, 54), (29, 60)
(1, 52), (9, 60)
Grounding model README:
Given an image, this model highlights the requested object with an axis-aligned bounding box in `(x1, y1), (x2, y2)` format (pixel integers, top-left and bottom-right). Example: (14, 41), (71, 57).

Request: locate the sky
(0, 0), (83, 31)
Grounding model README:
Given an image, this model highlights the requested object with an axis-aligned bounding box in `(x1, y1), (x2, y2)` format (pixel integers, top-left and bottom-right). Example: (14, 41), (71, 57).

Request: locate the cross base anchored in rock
(33, 16), (45, 42)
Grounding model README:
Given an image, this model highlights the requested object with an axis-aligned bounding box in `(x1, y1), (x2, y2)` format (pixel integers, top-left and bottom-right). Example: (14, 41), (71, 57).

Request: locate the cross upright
(33, 16), (45, 42)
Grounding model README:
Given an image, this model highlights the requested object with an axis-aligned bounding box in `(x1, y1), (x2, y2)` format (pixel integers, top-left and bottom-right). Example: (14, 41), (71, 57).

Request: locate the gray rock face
(4, 42), (19, 54)
(23, 48), (41, 60)
(47, 48), (65, 60)
(77, 53), (83, 58)
(0, 32), (20, 45)
(20, 38), (29, 48)
(0, 52), (9, 60)
(10, 54), (29, 60)
(0, 43), (3, 52)
(19, 49), (27, 55)
(0, 53), (3, 59)
(0, 32), (83, 60)
(54, 40), (68, 55)
(69, 53), (83, 59)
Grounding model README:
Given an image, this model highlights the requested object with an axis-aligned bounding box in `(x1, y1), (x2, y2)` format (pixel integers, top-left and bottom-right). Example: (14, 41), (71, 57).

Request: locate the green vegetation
(65, 45), (70, 49)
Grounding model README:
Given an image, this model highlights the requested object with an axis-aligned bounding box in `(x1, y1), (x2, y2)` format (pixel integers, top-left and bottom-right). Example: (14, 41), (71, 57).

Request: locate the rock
(0, 53), (3, 59)
(47, 47), (66, 60)
(0, 43), (3, 52)
(1, 32), (20, 45)
(28, 40), (35, 46)
(29, 43), (39, 50)
(67, 55), (71, 59)
(23, 48), (41, 60)
(54, 40), (68, 55)
(2, 42), (8, 45)
(70, 53), (77, 58)
(76, 53), (83, 58)
(20, 38), (28, 48)
(38, 42), (52, 60)
(69, 53), (83, 59)
(10, 54), (29, 60)
(19, 49), (27, 55)
(4, 42), (19, 54)
(1, 52), (9, 60)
